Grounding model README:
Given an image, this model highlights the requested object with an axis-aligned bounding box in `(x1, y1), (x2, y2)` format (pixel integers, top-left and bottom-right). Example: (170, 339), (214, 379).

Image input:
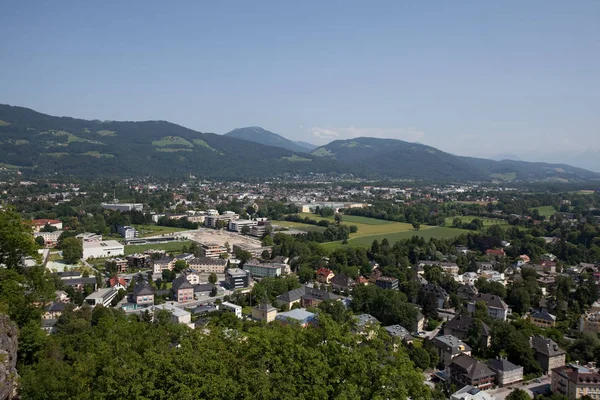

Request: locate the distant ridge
(224, 126), (310, 153)
(0, 104), (598, 182)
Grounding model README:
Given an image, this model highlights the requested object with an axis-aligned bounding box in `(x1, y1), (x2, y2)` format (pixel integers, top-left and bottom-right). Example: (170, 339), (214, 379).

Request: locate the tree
(173, 259), (187, 273)
(61, 237), (83, 264)
(334, 213), (343, 224)
(0, 208), (39, 270)
(35, 236), (45, 247)
(506, 389), (530, 400)
(208, 272), (218, 284)
(409, 346), (431, 370)
(241, 225), (251, 235)
(412, 222), (421, 231)
(40, 223), (57, 232)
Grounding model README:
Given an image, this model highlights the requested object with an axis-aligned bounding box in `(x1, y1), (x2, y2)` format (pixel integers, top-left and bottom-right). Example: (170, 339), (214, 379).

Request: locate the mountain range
(0, 104), (598, 183)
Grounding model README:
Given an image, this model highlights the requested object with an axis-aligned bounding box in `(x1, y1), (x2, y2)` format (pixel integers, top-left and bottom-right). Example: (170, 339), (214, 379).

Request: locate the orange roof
(31, 219), (61, 226)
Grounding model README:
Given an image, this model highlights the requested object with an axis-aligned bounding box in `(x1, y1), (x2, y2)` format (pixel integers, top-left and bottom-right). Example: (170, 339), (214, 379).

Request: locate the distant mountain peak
(225, 127), (311, 153)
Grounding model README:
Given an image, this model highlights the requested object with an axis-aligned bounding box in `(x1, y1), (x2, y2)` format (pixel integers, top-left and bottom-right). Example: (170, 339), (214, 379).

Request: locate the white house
(220, 302), (242, 318)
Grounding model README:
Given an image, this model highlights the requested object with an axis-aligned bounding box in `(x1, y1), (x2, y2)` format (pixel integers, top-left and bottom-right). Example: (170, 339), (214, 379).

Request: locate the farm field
(124, 240), (192, 255)
(443, 216), (508, 227)
(530, 206), (556, 217)
(132, 224), (189, 238)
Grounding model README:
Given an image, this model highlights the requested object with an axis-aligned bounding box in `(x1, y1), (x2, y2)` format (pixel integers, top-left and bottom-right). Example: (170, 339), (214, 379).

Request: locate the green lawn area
(132, 224), (189, 238)
(531, 206), (555, 217)
(124, 240), (192, 255)
(443, 216), (508, 227)
(321, 226), (471, 251)
(272, 220), (327, 233)
(296, 212), (414, 237)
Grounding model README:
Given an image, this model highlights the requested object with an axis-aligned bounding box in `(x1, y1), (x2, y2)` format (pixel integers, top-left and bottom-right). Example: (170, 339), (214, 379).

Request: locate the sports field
(271, 220), (327, 233)
(124, 240), (192, 255)
(132, 224), (189, 238)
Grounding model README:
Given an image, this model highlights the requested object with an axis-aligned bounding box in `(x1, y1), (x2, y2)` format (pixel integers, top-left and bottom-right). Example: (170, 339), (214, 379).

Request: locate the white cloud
(309, 126), (425, 143)
(310, 127), (341, 140)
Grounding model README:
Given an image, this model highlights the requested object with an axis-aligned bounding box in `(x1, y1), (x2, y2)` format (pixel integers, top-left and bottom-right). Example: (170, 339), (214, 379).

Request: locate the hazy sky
(1, 0), (599, 160)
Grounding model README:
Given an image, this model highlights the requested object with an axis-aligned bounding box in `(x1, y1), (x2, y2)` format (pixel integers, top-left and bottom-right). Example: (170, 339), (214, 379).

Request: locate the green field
(272, 220), (327, 233)
(152, 136), (193, 148)
(281, 155), (312, 162)
(531, 206), (555, 217)
(444, 216), (508, 227)
(82, 151), (114, 158)
(124, 240), (192, 255)
(289, 213), (469, 251)
(132, 224), (189, 238)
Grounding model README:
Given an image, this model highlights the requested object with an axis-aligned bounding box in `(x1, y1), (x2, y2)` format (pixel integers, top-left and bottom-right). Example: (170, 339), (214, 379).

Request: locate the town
(1, 176), (600, 400)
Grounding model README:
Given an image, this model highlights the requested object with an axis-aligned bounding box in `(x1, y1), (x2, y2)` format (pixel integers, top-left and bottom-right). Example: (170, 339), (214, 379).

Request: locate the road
(488, 376), (551, 400)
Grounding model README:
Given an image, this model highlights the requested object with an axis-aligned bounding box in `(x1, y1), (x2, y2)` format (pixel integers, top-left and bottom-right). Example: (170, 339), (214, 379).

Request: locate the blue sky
(1, 0), (599, 163)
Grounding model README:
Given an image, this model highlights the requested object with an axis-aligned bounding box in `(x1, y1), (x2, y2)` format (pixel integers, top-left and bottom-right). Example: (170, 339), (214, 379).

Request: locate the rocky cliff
(0, 314), (18, 400)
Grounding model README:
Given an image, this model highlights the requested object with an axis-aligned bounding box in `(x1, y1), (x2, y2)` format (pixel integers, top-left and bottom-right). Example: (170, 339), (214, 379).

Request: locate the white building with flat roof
(101, 203), (143, 212)
(85, 287), (119, 307)
(83, 240), (124, 259)
(220, 302), (242, 318)
(153, 304), (192, 325)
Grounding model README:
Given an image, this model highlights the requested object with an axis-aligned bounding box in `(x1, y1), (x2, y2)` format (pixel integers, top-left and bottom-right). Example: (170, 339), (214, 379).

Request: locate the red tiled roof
(316, 268), (333, 276)
(31, 219), (62, 226)
(109, 276), (126, 287)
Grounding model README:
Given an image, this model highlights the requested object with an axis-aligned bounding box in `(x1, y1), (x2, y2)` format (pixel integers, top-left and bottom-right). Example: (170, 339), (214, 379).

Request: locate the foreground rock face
(0, 314), (18, 400)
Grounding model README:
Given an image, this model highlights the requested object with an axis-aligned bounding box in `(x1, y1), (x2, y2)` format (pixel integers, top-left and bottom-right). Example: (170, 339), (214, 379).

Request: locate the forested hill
(0, 105), (348, 179)
(1, 104), (598, 182)
(225, 126), (312, 153)
(310, 137), (600, 182)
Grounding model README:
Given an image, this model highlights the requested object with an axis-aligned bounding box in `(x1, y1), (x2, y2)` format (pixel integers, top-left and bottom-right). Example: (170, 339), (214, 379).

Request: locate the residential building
(225, 268), (249, 289)
(193, 283), (217, 298)
(31, 218), (63, 232)
(552, 364), (600, 400)
(182, 270), (200, 285)
(486, 249), (506, 258)
(43, 302), (66, 320)
(172, 275), (195, 303)
(467, 293), (509, 321)
(530, 310), (557, 328)
(316, 268), (335, 284)
(450, 386), (496, 400)
(101, 203), (143, 212)
(579, 311), (600, 334)
(220, 301), (242, 318)
(117, 225), (138, 239)
(252, 302), (277, 322)
(232, 244), (273, 258)
(486, 358), (523, 387)
(205, 212), (239, 228)
(330, 274), (356, 292)
(275, 285), (341, 309)
(354, 314), (380, 338)
(133, 281), (155, 306)
(421, 283), (449, 308)
(199, 243), (228, 258)
(376, 276), (399, 290)
(82, 240), (124, 259)
(458, 284), (479, 301)
(243, 260), (282, 278)
(108, 276), (126, 290)
(84, 287), (119, 307)
(126, 254), (152, 270)
(444, 315), (491, 348)
(449, 354), (496, 390)
(153, 257), (175, 274)
(188, 257), (227, 273)
(34, 230), (62, 247)
(228, 219), (258, 233)
(276, 308), (317, 327)
(384, 325), (414, 343)
(432, 335), (472, 367)
(153, 304), (191, 325)
(106, 258), (129, 273)
(530, 335), (566, 374)
(415, 310), (426, 332)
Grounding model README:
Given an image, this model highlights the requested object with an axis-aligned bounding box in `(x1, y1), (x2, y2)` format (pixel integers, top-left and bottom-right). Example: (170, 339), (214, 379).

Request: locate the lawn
(271, 220), (327, 233)
(124, 240), (192, 255)
(132, 224), (189, 238)
(531, 206), (556, 218)
(296, 212), (414, 237)
(321, 226), (471, 251)
(443, 216), (508, 227)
